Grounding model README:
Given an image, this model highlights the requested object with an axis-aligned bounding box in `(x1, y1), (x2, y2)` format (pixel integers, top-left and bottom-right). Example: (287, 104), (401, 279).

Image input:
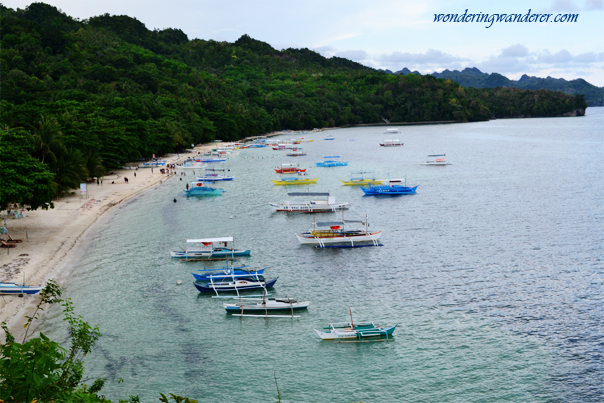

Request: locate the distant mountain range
(382, 67), (603, 106)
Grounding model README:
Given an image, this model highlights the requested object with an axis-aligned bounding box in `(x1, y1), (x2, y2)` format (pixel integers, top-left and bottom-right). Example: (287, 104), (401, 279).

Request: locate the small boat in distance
(315, 156), (348, 167)
(324, 136), (335, 140)
(269, 191), (349, 213)
(171, 237), (251, 259)
(275, 163), (307, 174)
(380, 139), (403, 147)
(272, 176), (319, 186)
(141, 160), (167, 167)
(195, 168), (234, 182)
(421, 154), (452, 165)
(340, 171), (383, 186)
(0, 282), (43, 295)
(287, 148), (306, 157)
(383, 128), (399, 134)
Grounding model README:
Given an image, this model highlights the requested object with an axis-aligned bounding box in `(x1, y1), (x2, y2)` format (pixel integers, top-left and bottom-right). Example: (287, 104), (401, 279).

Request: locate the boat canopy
(287, 192), (330, 197)
(427, 154), (446, 157)
(324, 155), (340, 159)
(384, 139), (401, 142)
(316, 220), (363, 227)
(385, 128), (399, 132)
(187, 237), (233, 243)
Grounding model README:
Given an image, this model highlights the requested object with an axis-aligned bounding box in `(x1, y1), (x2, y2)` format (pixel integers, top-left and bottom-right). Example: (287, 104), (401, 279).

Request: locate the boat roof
(287, 192), (330, 197)
(316, 220), (363, 227)
(427, 154), (446, 157)
(384, 139), (401, 142)
(187, 237), (233, 243)
(385, 128), (399, 132)
(324, 155), (340, 158)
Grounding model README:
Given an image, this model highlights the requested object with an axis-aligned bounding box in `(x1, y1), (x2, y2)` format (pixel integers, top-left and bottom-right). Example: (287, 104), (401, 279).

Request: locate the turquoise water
(42, 109), (603, 402)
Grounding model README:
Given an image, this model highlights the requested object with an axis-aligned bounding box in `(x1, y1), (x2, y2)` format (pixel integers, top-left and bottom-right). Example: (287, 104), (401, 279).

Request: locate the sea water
(41, 108), (603, 402)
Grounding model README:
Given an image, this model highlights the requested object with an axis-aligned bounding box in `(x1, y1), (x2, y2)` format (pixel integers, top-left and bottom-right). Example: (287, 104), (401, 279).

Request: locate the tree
(32, 115), (65, 164)
(0, 129), (55, 211)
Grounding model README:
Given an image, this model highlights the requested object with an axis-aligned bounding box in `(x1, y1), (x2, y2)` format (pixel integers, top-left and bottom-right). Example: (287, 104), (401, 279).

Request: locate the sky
(3, 0), (604, 85)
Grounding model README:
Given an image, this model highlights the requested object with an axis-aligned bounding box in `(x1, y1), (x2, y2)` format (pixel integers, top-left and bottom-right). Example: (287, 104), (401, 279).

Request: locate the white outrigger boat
(269, 191), (349, 213)
(223, 297), (310, 315)
(295, 214), (382, 247)
(170, 237), (251, 260)
(421, 153), (452, 165)
(315, 322), (397, 341)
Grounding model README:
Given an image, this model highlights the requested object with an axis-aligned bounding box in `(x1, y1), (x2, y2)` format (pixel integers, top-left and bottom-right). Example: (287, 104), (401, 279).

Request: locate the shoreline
(0, 147), (211, 340)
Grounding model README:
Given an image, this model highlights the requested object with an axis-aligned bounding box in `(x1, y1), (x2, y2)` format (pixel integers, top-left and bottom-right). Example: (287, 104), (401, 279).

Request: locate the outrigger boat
(340, 171), (383, 186)
(380, 139), (403, 147)
(195, 157), (226, 163)
(269, 191), (349, 213)
(361, 176), (417, 196)
(421, 153), (452, 165)
(295, 214), (382, 247)
(275, 163), (307, 174)
(0, 281), (43, 295)
(315, 155), (348, 167)
(191, 266), (264, 281)
(171, 237), (250, 259)
(194, 277), (278, 293)
(383, 128), (399, 134)
(323, 136), (335, 140)
(195, 168), (234, 182)
(179, 159), (205, 169)
(272, 175), (318, 186)
(314, 307), (396, 341)
(184, 182), (224, 196)
(224, 297), (309, 314)
(315, 322), (397, 341)
(287, 148), (306, 157)
(140, 160), (167, 167)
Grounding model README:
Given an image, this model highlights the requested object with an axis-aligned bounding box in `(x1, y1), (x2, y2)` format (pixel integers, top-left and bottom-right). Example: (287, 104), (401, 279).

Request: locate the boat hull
(272, 178), (318, 185)
(361, 185), (418, 195)
(314, 325), (397, 340)
(224, 300), (310, 312)
(194, 278), (278, 293)
(315, 162), (348, 167)
(171, 249), (251, 258)
(0, 282), (43, 295)
(295, 231), (382, 245)
(269, 202), (349, 213)
(340, 179), (384, 186)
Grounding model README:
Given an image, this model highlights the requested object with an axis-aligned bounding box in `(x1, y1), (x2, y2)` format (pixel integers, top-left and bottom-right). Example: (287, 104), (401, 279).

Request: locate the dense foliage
(0, 280), (199, 403)
(0, 2), (588, 211)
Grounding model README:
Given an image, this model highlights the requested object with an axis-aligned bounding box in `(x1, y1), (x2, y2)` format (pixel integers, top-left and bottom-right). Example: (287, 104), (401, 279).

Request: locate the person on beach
(124, 177), (128, 183)
(151, 168), (153, 173)
(97, 179), (100, 185)
(134, 172), (136, 178)
(101, 179), (103, 185)
(186, 183), (189, 191)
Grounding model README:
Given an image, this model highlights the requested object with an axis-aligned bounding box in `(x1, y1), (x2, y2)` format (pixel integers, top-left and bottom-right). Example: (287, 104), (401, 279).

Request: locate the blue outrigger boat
(315, 156), (348, 167)
(191, 266), (265, 281)
(361, 176), (417, 196)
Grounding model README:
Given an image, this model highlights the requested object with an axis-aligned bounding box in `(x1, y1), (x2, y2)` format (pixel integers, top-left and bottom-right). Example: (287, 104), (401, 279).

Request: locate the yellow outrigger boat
(272, 177), (319, 185)
(340, 171), (383, 186)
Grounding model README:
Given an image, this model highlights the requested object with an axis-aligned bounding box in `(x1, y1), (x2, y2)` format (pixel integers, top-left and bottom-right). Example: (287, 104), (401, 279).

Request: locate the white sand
(0, 148), (212, 339)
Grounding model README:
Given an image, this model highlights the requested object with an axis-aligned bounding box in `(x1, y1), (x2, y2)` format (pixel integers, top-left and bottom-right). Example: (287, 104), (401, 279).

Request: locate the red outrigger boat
(275, 163), (307, 174)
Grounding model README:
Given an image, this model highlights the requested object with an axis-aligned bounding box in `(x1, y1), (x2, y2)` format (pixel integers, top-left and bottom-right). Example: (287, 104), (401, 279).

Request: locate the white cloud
(585, 0), (604, 10)
(378, 49), (468, 65)
(500, 44), (530, 58)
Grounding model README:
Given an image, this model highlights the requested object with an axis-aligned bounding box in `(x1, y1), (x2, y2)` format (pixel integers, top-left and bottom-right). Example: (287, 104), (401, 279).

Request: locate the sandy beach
(0, 148), (211, 339)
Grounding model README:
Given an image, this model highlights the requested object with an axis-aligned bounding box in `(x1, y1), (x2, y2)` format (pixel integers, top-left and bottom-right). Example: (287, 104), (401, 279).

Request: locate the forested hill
(0, 2), (587, 177)
(391, 67), (602, 107)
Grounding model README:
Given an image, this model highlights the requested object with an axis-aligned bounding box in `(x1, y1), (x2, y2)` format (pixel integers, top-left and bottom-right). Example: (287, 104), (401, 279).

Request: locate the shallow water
(42, 108), (603, 402)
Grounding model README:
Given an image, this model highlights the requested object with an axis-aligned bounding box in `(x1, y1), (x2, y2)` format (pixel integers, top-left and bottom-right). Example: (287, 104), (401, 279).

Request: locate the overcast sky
(4, 0), (603, 85)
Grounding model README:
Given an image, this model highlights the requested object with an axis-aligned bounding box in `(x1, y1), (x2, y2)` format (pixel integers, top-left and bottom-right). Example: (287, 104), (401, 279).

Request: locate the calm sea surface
(42, 109), (603, 402)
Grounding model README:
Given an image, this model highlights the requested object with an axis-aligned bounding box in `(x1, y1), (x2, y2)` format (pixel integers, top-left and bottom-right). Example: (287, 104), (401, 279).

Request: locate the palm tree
(52, 148), (89, 196)
(33, 115), (65, 164)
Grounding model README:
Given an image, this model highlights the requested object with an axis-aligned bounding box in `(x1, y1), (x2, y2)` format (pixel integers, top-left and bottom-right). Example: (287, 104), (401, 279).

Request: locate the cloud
(334, 49), (367, 61)
(500, 44), (529, 58)
(585, 0), (604, 9)
(535, 49), (574, 63)
(378, 49), (468, 65)
(313, 46), (336, 58)
(548, 0), (580, 11)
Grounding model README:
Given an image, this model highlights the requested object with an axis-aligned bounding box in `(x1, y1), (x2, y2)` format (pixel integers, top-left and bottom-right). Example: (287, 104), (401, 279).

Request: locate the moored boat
(224, 297), (309, 313)
(295, 214), (382, 247)
(380, 139), (403, 147)
(0, 282), (43, 295)
(314, 322), (397, 341)
(269, 191), (349, 213)
(275, 163), (307, 174)
(315, 155), (348, 167)
(340, 171), (383, 186)
(184, 183), (224, 196)
(193, 277), (278, 293)
(191, 266), (264, 281)
(171, 237), (250, 259)
(272, 176), (318, 186)
(421, 153), (452, 165)
(361, 178), (417, 196)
